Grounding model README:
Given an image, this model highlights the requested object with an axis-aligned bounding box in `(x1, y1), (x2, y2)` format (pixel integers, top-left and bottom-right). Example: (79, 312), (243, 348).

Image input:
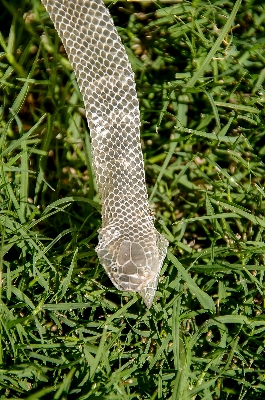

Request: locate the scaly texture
(41, 0), (168, 308)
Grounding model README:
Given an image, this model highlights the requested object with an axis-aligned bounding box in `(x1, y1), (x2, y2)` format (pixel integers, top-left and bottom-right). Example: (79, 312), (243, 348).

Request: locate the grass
(1, 0), (265, 398)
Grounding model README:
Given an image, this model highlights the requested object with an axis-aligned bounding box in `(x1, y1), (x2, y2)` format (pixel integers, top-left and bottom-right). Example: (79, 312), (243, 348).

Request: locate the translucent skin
(42, 0), (168, 308)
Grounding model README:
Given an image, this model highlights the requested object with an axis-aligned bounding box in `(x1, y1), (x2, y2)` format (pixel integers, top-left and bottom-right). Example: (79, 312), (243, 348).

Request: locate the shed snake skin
(41, 0), (168, 308)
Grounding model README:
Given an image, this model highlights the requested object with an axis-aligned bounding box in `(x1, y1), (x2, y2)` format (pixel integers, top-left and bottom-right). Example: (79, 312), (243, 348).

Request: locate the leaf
(186, 0), (242, 88)
(210, 198), (265, 228)
(43, 196), (101, 213)
(42, 303), (91, 310)
(168, 251), (215, 312)
(59, 248), (78, 300)
(214, 101), (260, 114)
(214, 315), (248, 324)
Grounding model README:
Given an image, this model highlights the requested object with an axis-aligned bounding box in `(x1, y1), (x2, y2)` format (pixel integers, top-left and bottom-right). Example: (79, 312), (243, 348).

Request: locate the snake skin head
(96, 227), (168, 308)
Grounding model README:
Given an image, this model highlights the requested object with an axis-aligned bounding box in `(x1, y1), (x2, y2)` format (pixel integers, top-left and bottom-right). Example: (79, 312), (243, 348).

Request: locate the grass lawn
(1, 0), (265, 398)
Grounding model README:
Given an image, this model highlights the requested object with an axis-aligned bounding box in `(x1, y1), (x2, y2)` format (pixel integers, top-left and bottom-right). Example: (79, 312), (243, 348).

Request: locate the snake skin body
(41, 0), (168, 308)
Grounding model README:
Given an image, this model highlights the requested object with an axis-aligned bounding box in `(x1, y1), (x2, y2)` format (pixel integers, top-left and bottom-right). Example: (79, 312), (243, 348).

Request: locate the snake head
(96, 228), (168, 308)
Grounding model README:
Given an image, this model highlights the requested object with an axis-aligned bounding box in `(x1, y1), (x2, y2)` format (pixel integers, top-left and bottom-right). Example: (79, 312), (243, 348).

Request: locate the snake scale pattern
(41, 0), (168, 308)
